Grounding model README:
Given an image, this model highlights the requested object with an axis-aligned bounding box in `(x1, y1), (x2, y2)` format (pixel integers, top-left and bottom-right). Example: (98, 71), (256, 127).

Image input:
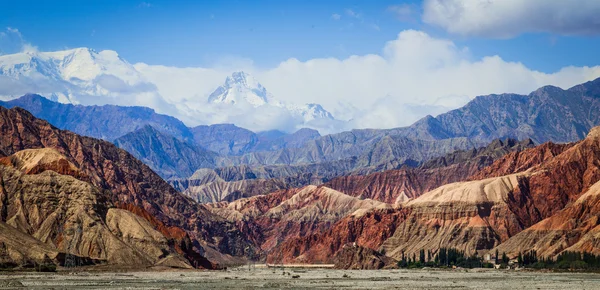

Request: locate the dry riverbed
(1, 267), (600, 289)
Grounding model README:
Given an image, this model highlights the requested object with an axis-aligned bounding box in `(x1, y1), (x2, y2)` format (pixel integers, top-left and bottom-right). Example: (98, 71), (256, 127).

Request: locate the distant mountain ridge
(2, 77), (600, 183)
(0, 94), (193, 141)
(114, 125), (218, 180)
(0, 48), (340, 132)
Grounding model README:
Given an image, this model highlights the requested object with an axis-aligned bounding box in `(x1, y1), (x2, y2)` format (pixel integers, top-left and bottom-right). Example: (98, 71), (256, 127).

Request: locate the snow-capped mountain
(208, 71), (273, 107)
(206, 71), (335, 123)
(0, 47), (149, 104)
(0, 48), (342, 133)
(294, 103), (335, 121)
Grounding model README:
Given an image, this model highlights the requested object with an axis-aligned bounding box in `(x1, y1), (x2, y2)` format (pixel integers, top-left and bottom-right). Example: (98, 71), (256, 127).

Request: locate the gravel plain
(1, 267), (600, 289)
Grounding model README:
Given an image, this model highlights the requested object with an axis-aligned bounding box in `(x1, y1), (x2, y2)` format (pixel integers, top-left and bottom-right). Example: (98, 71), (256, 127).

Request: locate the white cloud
(3, 28), (600, 133)
(423, 0), (600, 38)
(134, 30), (600, 132)
(387, 4), (416, 22)
(331, 13), (341, 21)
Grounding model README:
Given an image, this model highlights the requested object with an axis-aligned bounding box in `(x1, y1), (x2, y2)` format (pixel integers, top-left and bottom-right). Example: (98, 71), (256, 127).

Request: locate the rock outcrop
(114, 125), (217, 179)
(492, 127), (600, 258)
(0, 150), (195, 268)
(325, 138), (533, 204)
(204, 185), (389, 262)
(334, 244), (397, 270)
(273, 125), (600, 263)
(0, 106), (253, 267)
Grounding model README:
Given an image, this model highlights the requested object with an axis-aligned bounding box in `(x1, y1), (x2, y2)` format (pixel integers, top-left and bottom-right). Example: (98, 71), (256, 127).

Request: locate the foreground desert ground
(1, 267), (600, 289)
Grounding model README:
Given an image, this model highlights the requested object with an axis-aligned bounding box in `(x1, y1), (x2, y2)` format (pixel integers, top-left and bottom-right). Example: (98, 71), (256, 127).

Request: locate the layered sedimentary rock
(0, 106), (253, 267)
(325, 138), (534, 204)
(205, 185), (389, 262)
(0, 149), (196, 268)
(494, 180), (600, 257)
(492, 127), (600, 257)
(274, 207), (408, 264)
(274, 126), (600, 264)
(334, 244), (397, 270)
(178, 138), (531, 204)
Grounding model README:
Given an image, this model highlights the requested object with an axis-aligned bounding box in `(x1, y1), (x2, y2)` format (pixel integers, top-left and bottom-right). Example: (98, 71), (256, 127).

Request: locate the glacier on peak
(206, 71), (335, 123)
(0, 48), (343, 133)
(207, 71), (272, 107)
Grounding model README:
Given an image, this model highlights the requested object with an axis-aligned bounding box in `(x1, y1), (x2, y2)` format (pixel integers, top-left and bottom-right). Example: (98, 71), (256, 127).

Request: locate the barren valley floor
(1, 268), (600, 289)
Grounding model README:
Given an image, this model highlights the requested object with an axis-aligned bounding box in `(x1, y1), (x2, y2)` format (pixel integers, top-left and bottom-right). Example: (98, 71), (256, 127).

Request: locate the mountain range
(1, 65), (600, 270)
(0, 48), (340, 133)
(0, 106), (253, 269)
(2, 77), (600, 192)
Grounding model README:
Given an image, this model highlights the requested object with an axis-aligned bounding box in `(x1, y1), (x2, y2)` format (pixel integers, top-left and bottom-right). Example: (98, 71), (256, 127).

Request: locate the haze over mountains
(0, 48), (341, 133)
(3, 77), (600, 187)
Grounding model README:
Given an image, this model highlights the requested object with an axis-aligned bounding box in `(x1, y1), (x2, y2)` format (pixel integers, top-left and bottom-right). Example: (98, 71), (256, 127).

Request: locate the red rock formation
(325, 138), (534, 203)
(495, 180), (600, 258)
(492, 128), (600, 258)
(325, 165), (473, 204)
(0, 107), (252, 267)
(0, 154), (196, 268)
(274, 127), (600, 263)
(273, 208), (408, 264)
(468, 142), (574, 180)
(334, 243), (398, 269)
(205, 185), (389, 262)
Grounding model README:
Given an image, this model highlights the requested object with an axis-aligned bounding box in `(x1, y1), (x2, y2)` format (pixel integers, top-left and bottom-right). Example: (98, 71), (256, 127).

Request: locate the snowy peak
(0, 47), (138, 83)
(301, 103), (335, 121)
(207, 71), (272, 107)
(206, 71), (336, 123)
(0, 47), (344, 133)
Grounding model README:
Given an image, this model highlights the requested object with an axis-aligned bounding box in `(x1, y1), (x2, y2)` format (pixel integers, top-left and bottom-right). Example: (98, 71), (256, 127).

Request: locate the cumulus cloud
(94, 74), (157, 94)
(3, 27), (600, 133)
(134, 30), (600, 132)
(423, 0), (600, 38)
(0, 74), (66, 100)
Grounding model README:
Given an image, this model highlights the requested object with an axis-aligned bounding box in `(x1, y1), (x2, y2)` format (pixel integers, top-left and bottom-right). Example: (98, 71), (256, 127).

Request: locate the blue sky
(1, 0), (599, 73)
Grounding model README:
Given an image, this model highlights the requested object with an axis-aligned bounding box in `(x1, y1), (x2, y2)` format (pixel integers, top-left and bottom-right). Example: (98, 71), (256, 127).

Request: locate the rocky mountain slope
(492, 127), (600, 257)
(0, 148), (201, 269)
(204, 185), (389, 262)
(172, 78), (600, 203)
(175, 136), (483, 203)
(114, 125), (217, 180)
(187, 137), (535, 264)
(223, 77), (600, 166)
(175, 138), (531, 204)
(0, 94), (192, 141)
(261, 125), (600, 264)
(4, 77), (600, 187)
(325, 138), (534, 203)
(190, 124), (320, 156)
(0, 106), (254, 267)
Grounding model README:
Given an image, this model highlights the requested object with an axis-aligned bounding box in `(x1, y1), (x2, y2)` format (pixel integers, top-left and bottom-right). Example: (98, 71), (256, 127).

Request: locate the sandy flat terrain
(1, 268), (600, 289)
